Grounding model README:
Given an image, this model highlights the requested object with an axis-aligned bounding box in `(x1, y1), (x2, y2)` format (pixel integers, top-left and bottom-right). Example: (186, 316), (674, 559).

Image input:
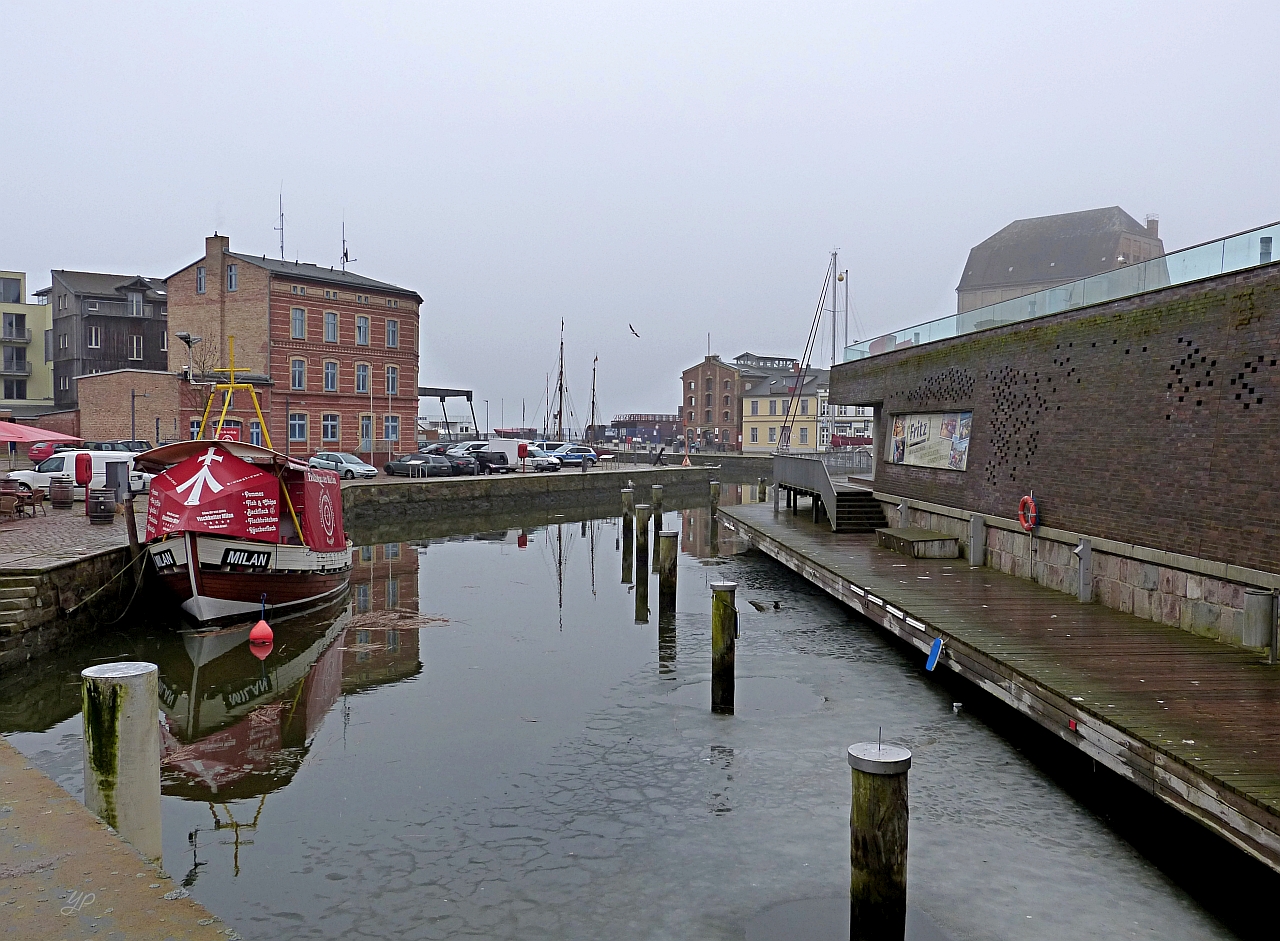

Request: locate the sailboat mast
(556, 319), (566, 441)
(588, 356), (598, 444)
(830, 251), (839, 367)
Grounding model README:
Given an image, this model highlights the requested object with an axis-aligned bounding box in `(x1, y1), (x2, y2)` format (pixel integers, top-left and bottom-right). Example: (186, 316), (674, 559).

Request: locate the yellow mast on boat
(195, 336), (303, 539)
(196, 336), (273, 447)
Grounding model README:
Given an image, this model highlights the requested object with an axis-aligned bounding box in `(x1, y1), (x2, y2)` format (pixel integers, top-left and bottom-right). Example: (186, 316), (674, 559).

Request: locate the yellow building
(0, 271), (54, 417)
(741, 370), (826, 453)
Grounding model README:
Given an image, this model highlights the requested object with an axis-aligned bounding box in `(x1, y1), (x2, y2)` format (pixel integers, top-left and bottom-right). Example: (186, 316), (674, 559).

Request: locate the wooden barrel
(87, 488), (117, 525)
(50, 477), (75, 509)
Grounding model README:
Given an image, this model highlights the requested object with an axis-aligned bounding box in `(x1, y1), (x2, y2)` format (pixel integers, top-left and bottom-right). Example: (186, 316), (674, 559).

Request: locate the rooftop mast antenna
(274, 186), (285, 261)
(341, 215), (357, 272)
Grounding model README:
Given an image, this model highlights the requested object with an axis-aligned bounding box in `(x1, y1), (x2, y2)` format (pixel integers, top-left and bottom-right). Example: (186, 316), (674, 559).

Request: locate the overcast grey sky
(5, 2), (1278, 430)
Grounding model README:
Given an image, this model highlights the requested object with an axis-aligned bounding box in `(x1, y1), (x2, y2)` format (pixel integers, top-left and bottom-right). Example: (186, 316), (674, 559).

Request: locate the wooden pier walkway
(719, 501), (1280, 871)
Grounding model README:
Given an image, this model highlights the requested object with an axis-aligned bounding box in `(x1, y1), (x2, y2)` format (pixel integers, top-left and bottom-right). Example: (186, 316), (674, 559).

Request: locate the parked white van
(6, 450), (150, 499)
(485, 439), (560, 471)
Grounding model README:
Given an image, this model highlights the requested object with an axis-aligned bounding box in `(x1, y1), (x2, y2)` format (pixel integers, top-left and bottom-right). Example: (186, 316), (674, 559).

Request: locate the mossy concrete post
(82, 662), (161, 861)
(622, 487), (635, 515)
(635, 503), (652, 568)
(710, 480), (720, 507)
(756, 477), (766, 502)
(711, 581), (737, 714)
(847, 742), (911, 941)
(651, 483), (664, 531)
(658, 530), (678, 616)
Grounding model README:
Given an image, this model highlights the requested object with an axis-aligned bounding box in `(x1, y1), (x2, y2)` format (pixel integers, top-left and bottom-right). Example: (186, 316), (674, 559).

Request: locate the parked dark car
(443, 453), (480, 475)
(417, 443), (452, 456)
(114, 439), (153, 452)
(384, 453), (452, 477)
(473, 450), (511, 474)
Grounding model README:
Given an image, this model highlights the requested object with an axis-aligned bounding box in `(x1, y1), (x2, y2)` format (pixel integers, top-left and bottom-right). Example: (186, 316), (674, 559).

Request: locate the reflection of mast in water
(556, 524), (564, 631)
(208, 795), (267, 877)
(589, 518), (597, 597)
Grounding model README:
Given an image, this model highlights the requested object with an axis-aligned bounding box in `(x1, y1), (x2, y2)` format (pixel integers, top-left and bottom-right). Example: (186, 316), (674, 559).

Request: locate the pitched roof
(228, 253), (423, 302)
(49, 270), (167, 300)
(754, 368), (829, 395)
(956, 207), (1160, 293)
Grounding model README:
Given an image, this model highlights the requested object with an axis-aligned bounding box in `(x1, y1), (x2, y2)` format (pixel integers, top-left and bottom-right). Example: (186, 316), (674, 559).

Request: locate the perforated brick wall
(832, 262), (1280, 574)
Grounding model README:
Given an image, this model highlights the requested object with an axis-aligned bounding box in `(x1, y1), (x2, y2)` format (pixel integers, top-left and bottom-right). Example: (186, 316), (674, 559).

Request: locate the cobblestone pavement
(0, 503), (145, 572)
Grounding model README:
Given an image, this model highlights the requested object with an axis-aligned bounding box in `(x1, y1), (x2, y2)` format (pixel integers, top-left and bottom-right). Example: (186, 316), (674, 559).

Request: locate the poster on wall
(887, 411), (972, 470)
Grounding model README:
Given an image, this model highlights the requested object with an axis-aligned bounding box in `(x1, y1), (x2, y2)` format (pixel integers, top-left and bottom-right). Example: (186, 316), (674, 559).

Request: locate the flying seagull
(629, 324), (640, 338)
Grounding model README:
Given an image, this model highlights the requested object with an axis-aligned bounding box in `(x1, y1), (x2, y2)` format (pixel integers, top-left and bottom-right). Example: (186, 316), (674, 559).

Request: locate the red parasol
(0, 420), (80, 444)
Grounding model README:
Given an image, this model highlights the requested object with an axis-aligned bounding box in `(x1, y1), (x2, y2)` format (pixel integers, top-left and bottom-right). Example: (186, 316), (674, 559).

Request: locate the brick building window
(249, 420), (262, 447)
(227, 264), (237, 292)
(386, 319), (399, 348)
(356, 316), (369, 345)
(324, 361), (338, 392)
(360, 414), (372, 448)
(128, 335), (143, 360)
(723, 380), (730, 390)
(705, 378), (712, 391)
(355, 362), (369, 394)
(723, 395), (730, 407)
(291, 358), (305, 390)
(322, 413), (339, 441)
(687, 409), (694, 421)
(722, 410), (729, 421)
(386, 365), (398, 395)
(384, 415), (399, 442)
(704, 409), (712, 423)
(291, 308), (306, 339)
(189, 418), (200, 439)
(324, 311), (338, 343)
(288, 413), (307, 442)
(196, 266), (205, 293)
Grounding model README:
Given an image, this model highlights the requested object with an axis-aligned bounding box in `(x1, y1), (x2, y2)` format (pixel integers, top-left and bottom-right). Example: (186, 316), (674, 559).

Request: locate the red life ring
(1018, 495), (1037, 531)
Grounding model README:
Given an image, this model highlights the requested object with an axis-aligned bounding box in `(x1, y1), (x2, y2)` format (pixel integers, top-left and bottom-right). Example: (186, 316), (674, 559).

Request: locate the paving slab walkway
(0, 737), (232, 940)
(0, 505), (142, 573)
(720, 501), (1280, 871)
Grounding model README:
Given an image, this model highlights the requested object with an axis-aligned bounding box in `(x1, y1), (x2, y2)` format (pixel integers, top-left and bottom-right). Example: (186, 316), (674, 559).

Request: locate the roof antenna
(274, 184), (285, 260)
(341, 214), (357, 272)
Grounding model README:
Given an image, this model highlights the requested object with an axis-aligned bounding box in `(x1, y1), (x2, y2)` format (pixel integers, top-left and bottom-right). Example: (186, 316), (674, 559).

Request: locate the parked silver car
(308, 452), (379, 479)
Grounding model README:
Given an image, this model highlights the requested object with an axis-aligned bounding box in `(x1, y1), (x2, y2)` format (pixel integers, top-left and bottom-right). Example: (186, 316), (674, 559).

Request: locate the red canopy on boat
(145, 446), (281, 543)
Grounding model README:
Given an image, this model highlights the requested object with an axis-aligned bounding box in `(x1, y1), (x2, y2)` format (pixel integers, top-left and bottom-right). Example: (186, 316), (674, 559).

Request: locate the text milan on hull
(135, 439), (352, 623)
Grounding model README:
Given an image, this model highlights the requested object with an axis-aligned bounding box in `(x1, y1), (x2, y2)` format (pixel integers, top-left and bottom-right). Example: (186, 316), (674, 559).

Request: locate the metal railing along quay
(845, 219), (1280, 361)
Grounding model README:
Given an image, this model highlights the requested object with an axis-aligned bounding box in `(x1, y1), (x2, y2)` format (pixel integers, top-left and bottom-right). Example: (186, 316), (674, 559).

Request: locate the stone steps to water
(0, 586), (37, 599)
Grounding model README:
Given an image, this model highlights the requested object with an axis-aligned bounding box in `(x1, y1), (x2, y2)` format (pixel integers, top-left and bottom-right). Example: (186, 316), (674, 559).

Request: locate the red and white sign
(216, 427), (241, 441)
(145, 447), (280, 542)
(286, 468), (345, 552)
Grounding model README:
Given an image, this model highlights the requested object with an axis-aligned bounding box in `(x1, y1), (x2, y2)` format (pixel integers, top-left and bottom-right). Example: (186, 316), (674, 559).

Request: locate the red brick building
(166, 234), (421, 457)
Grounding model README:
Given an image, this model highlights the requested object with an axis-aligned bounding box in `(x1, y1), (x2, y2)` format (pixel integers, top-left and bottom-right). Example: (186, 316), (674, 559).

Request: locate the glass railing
(844, 221), (1280, 361)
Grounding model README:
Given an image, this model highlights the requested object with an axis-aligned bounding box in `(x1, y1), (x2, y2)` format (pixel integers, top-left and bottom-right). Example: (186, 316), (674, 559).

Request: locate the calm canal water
(0, 500), (1247, 940)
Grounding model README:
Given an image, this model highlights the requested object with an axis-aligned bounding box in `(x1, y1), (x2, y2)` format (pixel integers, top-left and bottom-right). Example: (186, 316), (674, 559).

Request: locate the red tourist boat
(134, 337), (352, 623)
(136, 439), (353, 623)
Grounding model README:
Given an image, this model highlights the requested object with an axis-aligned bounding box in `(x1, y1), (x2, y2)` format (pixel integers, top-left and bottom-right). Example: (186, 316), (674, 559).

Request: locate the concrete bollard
(82, 662), (162, 861)
(774, 481), (780, 513)
(1244, 588), (1275, 649)
(711, 581), (737, 714)
(847, 742), (912, 941)
(1074, 537), (1092, 602)
(968, 513), (985, 567)
(651, 484), (664, 532)
(710, 480), (720, 507)
(635, 504), (652, 568)
(658, 530), (678, 616)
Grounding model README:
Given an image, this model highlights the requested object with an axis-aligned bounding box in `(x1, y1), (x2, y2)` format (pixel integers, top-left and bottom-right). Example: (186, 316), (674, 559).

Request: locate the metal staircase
(773, 453), (887, 533)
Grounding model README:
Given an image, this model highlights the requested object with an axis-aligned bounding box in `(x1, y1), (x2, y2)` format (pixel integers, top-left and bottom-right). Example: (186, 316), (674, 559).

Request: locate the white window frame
(196, 266), (206, 294)
(226, 264), (238, 291)
(386, 364), (398, 396)
(322, 413), (340, 441)
(291, 308), (306, 339)
(356, 316), (369, 346)
(87, 326), (100, 348)
(386, 319), (399, 348)
(291, 358), (306, 390)
(324, 311), (338, 343)
(383, 414), (399, 442)
(750, 426), (758, 443)
(355, 362), (369, 394)
(324, 360), (338, 392)
(128, 335), (143, 361)
(161, 330), (168, 353)
(288, 413), (308, 442)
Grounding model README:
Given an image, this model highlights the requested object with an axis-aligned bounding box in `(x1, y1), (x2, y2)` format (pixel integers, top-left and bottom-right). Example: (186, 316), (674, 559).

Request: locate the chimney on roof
(1145, 214), (1159, 238)
(206, 233), (229, 263)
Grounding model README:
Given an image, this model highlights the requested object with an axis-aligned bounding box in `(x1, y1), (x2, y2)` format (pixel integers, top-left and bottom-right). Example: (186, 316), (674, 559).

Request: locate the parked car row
(305, 440), (604, 481)
(26, 439), (152, 463)
(6, 450), (152, 495)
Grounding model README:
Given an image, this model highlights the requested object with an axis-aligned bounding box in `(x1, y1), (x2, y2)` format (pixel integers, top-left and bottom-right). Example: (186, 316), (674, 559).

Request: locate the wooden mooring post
(658, 530), (678, 616)
(82, 662), (162, 861)
(710, 479), (720, 507)
(711, 581), (737, 714)
(635, 503), (651, 568)
(651, 483), (664, 531)
(847, 742), (911, 941)
(621, 489), (634, 584)
(635, 522), (650, 624)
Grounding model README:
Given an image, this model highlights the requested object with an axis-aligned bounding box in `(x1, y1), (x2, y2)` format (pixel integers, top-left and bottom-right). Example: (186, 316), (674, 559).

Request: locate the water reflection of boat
(158, 596), (352, 800)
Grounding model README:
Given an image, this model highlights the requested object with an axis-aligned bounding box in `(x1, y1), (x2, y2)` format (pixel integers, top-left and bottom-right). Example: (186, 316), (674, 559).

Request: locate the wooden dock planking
(719, 502), (1280, 868)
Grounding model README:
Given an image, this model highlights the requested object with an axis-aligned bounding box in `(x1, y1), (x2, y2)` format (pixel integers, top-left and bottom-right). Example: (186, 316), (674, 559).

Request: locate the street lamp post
(130, 389), (149, 443)
(484, 399), (489, 438)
